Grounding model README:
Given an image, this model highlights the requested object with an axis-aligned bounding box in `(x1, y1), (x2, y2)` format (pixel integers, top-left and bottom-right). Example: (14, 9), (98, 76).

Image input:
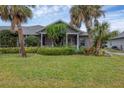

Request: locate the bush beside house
(25, 36), (40, 47)
(0, 30), (18, 47)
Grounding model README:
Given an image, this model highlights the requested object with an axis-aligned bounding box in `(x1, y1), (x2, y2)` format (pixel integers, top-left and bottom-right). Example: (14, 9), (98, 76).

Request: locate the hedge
(0, 47), (19, 54)
(0, 47), (38, 54)
(37, 47), (75, 55)
(0, 47), (76, 55)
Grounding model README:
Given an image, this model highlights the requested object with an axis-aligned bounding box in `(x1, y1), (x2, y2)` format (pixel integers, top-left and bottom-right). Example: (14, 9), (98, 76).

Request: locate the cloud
(13, 5), (124, 32)
(102, 5), (116, 11)
(99, 9), (124, 32)
(31, 5), (124, 32)
(79, 6), (124, 32)
(33, 5), (71, 18)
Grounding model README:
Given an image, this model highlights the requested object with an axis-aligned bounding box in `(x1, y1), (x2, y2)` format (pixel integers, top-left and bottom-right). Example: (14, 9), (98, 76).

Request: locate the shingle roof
(39, 20), (82, 32)
(79, 31), (88, 36)
(0, 20), (88, 36)
(0, 25), (44, 35)
(112, 31), (124, 40)
(37, 20), (88, 36)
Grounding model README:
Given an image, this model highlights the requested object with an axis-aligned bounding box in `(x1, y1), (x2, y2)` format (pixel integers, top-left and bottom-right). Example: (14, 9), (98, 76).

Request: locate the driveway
(104, 50), (124, 56)
(111, 52), (124, 56)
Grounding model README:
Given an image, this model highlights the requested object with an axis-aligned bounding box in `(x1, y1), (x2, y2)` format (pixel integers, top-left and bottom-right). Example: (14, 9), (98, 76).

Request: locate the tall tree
(92, 22), (110, 55)
(70, 5), (104, 48)
(0, 5), (33, 57)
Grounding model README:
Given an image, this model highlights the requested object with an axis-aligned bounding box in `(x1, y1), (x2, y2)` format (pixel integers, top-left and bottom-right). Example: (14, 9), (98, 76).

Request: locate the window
(110, 41), (112, 46)
(81, 39), (85, 46)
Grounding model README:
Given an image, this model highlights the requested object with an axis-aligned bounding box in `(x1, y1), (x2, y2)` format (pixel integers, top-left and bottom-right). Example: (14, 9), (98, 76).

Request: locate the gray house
(0, 20), (89, 49)
(107, 31), (124, 50)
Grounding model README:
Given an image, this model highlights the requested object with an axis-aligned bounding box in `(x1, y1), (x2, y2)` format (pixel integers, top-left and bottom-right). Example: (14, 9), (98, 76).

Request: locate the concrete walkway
(110, 52), (124, 56)
(105, 50), (124, 56)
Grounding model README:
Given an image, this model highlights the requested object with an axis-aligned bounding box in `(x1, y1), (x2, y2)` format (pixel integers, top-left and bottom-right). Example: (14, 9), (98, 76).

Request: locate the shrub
(82, 47), (105, 56)
(37, 47), (75, 55)
(83, 47), (96, 55)
(0, 47), (75, 55)
(0, 47), (19, 54)
(25, 36), (40, 47)
(95, 49), (106, 56)
(0, 30), (18, 47)
(25, 47), (39, 53)
(0, 47), (39, 54)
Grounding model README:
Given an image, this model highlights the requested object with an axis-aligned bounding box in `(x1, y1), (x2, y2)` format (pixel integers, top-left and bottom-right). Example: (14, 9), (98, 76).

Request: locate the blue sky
(0, 5), (124, 32)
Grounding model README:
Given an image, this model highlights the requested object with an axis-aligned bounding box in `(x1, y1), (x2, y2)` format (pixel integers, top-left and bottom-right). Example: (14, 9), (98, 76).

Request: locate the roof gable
(38, 20), (82, 33)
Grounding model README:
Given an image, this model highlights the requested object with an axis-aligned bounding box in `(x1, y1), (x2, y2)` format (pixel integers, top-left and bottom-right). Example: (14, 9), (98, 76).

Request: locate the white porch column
(77, 33), (79, 50)
(25, 35), (27, 47)
(40, 34), (43, 47)
(16, 39), (19, 47)
(66, 34), (68, 46)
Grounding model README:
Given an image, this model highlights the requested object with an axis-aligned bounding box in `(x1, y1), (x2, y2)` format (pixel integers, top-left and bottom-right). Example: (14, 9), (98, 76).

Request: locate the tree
(0, 5), (33, 57)
(92, 22), (110, 55)
(46, 23), (67, 47)
(100, 30), (119, 49)
(108, 30), (119, 39)
(0, 30), (18, 47)
(25, 36), (40, 47)
(70, 5), (104, 48)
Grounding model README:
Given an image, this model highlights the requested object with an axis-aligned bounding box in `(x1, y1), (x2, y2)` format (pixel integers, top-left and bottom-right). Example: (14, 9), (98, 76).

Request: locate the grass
(0, 54), (124, 88)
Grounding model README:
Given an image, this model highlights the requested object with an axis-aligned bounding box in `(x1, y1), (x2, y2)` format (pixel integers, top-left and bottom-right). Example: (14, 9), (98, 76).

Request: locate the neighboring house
(107, 31), (124, 50)
(0, 20), (89, 49)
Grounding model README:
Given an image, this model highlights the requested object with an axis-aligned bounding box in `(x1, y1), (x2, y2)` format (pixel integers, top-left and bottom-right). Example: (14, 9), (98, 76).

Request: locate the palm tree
(0, 5), (33, 57)
(46, 23), (67, 47)
(70, 5), (104, 48)
(92, 22), (109, 55)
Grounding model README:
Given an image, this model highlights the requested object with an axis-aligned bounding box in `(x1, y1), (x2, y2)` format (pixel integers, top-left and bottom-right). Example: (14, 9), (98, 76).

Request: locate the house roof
(37, 20), (84, 33)
(79, 31), (88, 36)
(0, 20), (88, 36)
(112, 31), (124, 40)
(0, 25), (44, 35)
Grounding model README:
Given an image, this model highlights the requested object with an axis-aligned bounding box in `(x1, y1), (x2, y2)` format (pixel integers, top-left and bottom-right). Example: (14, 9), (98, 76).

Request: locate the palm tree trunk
(95, 39), (101, 55)
(17, 24), (26, 57)
(86, 20), (93, 48)
(87, 28), (93, 48)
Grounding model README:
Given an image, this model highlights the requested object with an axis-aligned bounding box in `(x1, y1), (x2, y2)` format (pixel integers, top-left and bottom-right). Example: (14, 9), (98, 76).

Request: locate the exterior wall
(79, 36), (89, 47)
(66, 28), (78, 33)
(42, 34), (77, 46)
(41, 34), (89, 48)
(107, 38), (124, 50)
(40, 27), (88, 48)
(43, 34), (52, 46)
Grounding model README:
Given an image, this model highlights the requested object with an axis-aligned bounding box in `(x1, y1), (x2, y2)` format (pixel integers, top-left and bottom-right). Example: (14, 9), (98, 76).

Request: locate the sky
(0, 5), (124, 32)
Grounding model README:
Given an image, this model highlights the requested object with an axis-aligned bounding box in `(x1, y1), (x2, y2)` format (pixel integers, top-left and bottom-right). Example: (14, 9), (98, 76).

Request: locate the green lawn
(0, 54), (124, 88)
